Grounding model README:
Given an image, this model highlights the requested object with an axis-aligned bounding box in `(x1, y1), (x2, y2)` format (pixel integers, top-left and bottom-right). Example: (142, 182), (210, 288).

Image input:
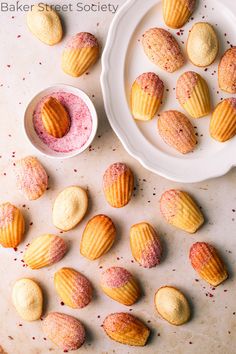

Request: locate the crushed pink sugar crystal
(103, 163), (129, 189)
(0, 203), (15, 228)
(101, 267), (132, 288)
(33, 91), (93, 153)
(65, 32), (98, 50)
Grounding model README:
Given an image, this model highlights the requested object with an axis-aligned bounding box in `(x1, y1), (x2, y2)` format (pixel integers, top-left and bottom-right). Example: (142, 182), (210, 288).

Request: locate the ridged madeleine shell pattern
(142, 28), (184, 73)
(162, 0), (195, 29)
(80, 215), (116, 260)
(42, 312), (85, 351)
(0, 203), (25, 248)
(210, 98), (236, 142)
(176, 71), (211, 118)
(158, 110), (197, 154)
(218, 47), (236, 93)
(101, 267), (140, 306)
(103, 163), (134, 208)
(24, 234), (67, 269)
(103, 313), (150, 346)
(41, 97), (70, 138)
(15, 156), (48, 200)
(130, 72), (164, 121)
(130, 222), (162, 268)
(189, 242), (228, 286)
(160, 189), (204, 233)
(54, 268), (93, 309)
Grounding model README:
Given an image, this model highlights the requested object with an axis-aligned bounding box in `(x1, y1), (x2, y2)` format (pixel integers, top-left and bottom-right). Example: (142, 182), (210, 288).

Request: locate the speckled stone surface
(0, 1), (236, 353)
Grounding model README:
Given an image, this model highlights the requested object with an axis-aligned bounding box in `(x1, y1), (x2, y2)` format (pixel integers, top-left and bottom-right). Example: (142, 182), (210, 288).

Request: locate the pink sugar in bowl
(24, 84), (98, 159)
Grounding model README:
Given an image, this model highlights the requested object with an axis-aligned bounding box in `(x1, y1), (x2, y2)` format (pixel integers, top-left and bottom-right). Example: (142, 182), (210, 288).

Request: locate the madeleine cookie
(160, 189), (204, 233)
(210, 98), (236, 142)
(0, 203), (25, 248)
(130, 72), (164, 121)
(15, 156), (48, 200)
(154, 286), (190, 325)
(130, 222), (162, 268)
(62, 32), (99, 77)
(103, 163), (134, 208)
(218, 47), (236, 93)
(176, 71), (210, 118)
(27, 4), (63, 45)
(80, 215), (116, 260)
(103, 313), (150, 346)
(190, 242), (228, 286)
(101, 267), (140, 306)
(187, 22), (218, 67)
(54, 268), (92, 309)
(162, 0), (196, 29)
(12, 278), (43, 321)
(24, 234), (67, 269)
(142, 28), (184, 73)
(158, 110), (197, 154)
(41, 97), (70, 138)
(42, 312), (85, 351)
(53, 186), (88, 231)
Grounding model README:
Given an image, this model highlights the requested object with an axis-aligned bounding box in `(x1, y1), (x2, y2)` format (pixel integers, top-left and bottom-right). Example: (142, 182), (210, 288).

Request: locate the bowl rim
(23, 84), (98, 159)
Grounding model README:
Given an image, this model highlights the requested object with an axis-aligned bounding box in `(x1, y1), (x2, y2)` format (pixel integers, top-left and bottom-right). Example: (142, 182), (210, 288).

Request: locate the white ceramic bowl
(24, 84), (98, 159)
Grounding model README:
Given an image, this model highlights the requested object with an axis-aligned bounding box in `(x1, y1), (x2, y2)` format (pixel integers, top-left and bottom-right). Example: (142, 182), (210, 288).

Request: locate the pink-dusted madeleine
(158, 110), (197, 154)
(218, 47), (236, 93)
(42, 312), (85, 351)
(24, 234), (67, 269)
(15, 156), (48, 200)
(103, 163), (134, 208)
(176, 71), (211, 118)
(160, 189), (204, 233)
(0, 202), (25, 248)
(142, 28), (184, 73)
(130, 222), (162, 268)
(130, 72), (164, 121)
(80, 214), (116, 260)
(54, 268), (93, 309)
(210, 98), (236, 142)
(101, 267), (140, 306)
(162, 0), (196, 29)
(62, 32), (99, 77)
(103, 313), (150, 346)
(189, 242), (228, 286)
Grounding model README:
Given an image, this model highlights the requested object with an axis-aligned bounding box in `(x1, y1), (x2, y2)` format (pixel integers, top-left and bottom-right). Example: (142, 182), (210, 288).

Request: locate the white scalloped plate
(101, 0), (236, 183)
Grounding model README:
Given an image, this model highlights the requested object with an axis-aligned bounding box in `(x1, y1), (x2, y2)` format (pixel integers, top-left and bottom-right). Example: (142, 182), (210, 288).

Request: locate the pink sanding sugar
(0, 203), (15, 228)
(33, 91), (93, 153)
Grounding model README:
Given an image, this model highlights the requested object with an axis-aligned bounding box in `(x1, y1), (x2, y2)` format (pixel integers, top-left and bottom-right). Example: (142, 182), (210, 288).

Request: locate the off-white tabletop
(0, 1), (235, 353)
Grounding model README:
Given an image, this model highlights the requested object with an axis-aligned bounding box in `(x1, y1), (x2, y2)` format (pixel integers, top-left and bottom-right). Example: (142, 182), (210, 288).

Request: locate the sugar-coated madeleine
(187, 22), (218, 67)
(12, 278), (43, 321)
(130, 72), (164, 121)
(162, 0), (196, 29)
(218, 47), (236, 93)
(80, 214), (116, 260)
(101, 267), (140, 306)
(27, 4), (63, 45)
(53, 186), (88, 231)
(176, 71), (211, 118)
(190, 242), (228, 286)
(142, 28), (184, 73)
(0, 202), (25, 248)
(210, 98), (236, 142)
(15, 156), (48, 201)
(54, 267), (93, 309)
(160, 189), (204, 233)
(24, 234), (67, 269)
(42, 312), (85, 351)
(154, 286), (190, 325)
(62, 32), (99, 77)
(158, 110), (197, 154)
(103, 313), (150, 346)
(41, 97), (70, 138)
(103, 163), (134, 208)
(130, 222), (162, 268)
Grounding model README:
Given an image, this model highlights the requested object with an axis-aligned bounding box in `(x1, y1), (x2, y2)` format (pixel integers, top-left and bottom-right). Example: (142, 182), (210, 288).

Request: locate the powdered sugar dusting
(103, 163), (129, 189)
(65, 32), (99, 50)
(0, 203), (15, 228)
(101, 267), (131, 288)
(140, 240), (162, 268)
